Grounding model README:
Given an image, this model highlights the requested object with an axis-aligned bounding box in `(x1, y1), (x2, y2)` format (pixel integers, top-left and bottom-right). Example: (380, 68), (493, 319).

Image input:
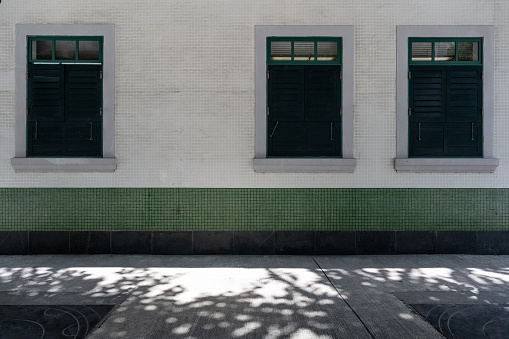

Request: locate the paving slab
(0, 255), (507, 338)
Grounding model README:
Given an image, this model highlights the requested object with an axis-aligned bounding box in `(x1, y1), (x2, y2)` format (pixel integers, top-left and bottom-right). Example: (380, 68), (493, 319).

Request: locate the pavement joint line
(312, 257), (377, 339)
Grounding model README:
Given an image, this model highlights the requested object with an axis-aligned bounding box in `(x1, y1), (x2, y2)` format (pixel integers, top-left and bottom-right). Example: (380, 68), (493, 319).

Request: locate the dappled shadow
(0, 255), (508, 338)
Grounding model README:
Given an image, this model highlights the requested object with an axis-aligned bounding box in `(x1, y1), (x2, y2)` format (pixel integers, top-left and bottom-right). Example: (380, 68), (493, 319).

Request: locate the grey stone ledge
(395, 158), (499, 173)
(11, 157), (117, 173)
(254, 158), (356, 173)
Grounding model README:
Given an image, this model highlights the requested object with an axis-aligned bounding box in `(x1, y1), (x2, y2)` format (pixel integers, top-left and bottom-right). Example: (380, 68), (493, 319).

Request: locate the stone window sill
(11, 157), (117, 173)
(395, 158), (499, 173)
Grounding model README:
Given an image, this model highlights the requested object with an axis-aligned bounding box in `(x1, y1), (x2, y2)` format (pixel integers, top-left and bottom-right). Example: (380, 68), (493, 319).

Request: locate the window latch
(269, 121), (278, 138)
(408, 108), (411, 116)
(89, 122), (93, 140)
(266, 107), (269, 116)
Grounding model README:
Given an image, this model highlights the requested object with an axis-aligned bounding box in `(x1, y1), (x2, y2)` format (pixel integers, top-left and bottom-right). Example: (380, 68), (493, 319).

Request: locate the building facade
(1, 0), (509, 254)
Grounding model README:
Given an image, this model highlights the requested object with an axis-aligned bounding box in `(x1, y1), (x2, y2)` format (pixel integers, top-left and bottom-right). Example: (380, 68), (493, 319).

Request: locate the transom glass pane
(32, 40), (52, 60)
(434, 41), (455, 61)
(294, 41), (315, 61)
(55, 40), (76, 60)
(411, 42), (432, 61)
(458, 41), (479, 61)
(79, 41), (100, 60)
(317, 41), (338, 61)
(271, 41), (291, 61)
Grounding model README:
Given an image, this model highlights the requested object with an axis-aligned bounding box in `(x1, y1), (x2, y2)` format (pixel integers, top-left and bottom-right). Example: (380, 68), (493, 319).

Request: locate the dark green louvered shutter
(305, 66), (341, 155)
(409, 65), (482, 157)
(27, 64), (66, 156)
(267, 66), (306, 156)
(27, 64), (102, 157)
(65, 65), (102, 156)
(267, 65), (341, 157)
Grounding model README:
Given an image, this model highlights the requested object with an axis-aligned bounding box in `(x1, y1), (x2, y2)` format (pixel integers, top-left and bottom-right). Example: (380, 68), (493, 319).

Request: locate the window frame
(12, 24), (116, 172)
(254, 26), (356, 173)
(395, 26), (498, 173)
(28, 36), (103, 63)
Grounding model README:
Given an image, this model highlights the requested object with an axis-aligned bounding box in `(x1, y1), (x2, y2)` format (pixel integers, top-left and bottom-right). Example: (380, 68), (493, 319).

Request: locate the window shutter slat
(65, 65), (102, 122)
(268, 66), (305, 122)
(306, 67), (341, 122)
(27, 64), (65, 122)
(409, 66), (446, 122)
(268, 121), (306, 156)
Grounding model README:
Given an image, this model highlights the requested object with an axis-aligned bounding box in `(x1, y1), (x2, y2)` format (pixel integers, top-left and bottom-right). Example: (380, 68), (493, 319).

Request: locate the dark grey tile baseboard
(3, 231), (509, 255)
(0, 231), (28, 255)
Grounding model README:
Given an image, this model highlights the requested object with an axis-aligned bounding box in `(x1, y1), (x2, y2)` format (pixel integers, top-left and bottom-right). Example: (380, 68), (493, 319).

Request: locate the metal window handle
(418, 123), (421, 141)
(88, 122), (93, 140)
(35, 122), (38, 140)
(471, 123), (474, 141)
(269, 121), (278, 138)
(330, 122), (333, 141)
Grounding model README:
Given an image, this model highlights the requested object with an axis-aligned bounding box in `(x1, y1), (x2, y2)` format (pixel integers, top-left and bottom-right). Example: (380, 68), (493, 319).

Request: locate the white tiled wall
(0, 0), (508, 188)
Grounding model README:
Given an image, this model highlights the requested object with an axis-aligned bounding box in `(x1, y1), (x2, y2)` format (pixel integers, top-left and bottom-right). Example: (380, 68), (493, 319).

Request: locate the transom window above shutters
(409, 38), (482, 64)
(29, 37), (102, 63)
(268, 38), (341, 64)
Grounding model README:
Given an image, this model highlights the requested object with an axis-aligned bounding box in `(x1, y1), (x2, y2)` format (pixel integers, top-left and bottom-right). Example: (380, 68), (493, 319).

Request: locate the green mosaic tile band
(0, 188), (507, 231)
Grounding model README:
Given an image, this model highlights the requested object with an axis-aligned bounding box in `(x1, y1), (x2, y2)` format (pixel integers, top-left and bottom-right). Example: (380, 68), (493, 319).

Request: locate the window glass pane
(79, 41), (100, 60)
(32, 40), (52, 60)
(411, 42), (432, 61)
(55, 40), (76, 60)
(458, 41), (479, 61)
(434, 41), (455, 61)
(317, 41), (338, 61)
(294, 41), (315, 61)
(270, 41), (291, 61)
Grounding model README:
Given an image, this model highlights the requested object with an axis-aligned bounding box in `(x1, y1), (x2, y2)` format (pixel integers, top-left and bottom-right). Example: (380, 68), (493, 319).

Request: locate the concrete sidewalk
(0, 255), (508, 338)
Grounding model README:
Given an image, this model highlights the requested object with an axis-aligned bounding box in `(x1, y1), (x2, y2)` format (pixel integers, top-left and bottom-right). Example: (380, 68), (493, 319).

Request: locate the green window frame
(28, 36), (103, 63)
(408, 37), (483, 158)
(26, 36), (103, 158)
(409, 37), (482, 66)
(266, 37), (343, 158)
(267, 37), (342, 65)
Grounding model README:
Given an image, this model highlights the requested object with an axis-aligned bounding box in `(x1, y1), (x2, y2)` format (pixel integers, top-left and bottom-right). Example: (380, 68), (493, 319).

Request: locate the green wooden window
(408, 37), (483, 158)
(267, 37), (342, 157)
(27, 36), (103, 157)
(29, 36), (103, 63)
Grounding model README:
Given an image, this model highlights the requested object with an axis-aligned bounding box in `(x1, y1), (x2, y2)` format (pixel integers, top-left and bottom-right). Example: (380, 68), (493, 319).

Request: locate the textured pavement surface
(0, 255), (508, 338)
